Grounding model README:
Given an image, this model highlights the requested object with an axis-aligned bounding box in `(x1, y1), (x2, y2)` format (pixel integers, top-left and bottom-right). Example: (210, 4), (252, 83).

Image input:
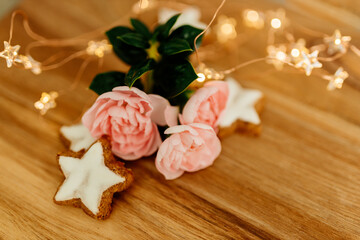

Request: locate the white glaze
(219, 78), (263, 127)
(60, 124), (96, 152)
(55, 142), (125, 215)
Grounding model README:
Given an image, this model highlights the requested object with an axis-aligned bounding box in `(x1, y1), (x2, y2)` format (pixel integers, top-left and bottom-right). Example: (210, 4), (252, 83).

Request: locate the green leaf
(162, 14), (180, 37)
(117, 32), (150, 49)
(158, 39), (193, 56)
(152, 25), (163, 40)
(155, 14), (181, 40)
(106, 27), (147, 65)
(169, 25), (204, 50)
(130, 18), (151, 39)
(125, 59), (156, 87)
(153, 58), (198, 98)
(90, 71), (126, 95)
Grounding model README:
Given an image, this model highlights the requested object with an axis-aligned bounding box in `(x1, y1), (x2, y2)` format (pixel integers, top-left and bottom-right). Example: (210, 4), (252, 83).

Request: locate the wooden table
(1, 0), (360, 239)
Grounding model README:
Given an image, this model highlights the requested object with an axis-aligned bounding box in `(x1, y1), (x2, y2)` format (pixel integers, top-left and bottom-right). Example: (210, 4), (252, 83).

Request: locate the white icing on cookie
(219, 78), (263, 127)
(60, 124), (96, 152)
(55, 142), (125, 215)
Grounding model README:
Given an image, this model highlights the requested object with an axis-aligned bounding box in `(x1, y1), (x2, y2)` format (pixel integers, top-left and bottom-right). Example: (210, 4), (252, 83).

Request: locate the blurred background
(0, 0), (359, 125)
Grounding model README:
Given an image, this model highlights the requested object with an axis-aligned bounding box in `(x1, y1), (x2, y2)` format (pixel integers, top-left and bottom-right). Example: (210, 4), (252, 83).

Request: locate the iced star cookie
(54, 137), (134, 219)
(218, 78), (265, 138)
(60, 123), (96, 152)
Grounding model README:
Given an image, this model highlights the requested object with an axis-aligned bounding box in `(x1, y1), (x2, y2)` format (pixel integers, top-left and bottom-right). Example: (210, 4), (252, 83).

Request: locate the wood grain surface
(1, 0), (360, 239)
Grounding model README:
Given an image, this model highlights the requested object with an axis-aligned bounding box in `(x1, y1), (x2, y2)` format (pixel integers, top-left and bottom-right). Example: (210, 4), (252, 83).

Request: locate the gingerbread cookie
(54, 137), (134, 219)
(218, 77), (265, 138)
(60, 123), (96, 152)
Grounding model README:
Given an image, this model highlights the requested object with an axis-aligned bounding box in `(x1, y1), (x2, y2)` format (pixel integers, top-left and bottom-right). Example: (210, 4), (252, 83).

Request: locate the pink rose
(82, 86), (177, 160)
(180, 81), (229, 131)
(155, 123), (221, 180)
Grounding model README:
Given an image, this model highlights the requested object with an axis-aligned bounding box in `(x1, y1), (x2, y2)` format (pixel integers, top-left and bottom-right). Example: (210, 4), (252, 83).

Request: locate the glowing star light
(132, 0), (152, 14)
(191, 63), (224, 89)
(324, 29), (351, 55)
(196, 63), (224, 82)
(243, 9), (264, 29)
(289, 38), (309, 65)
(19, 55), (41, 74)
(323, 67), (348, 91)
(267, 9), (288, 31)
(0, 41), (22, 68)
(266, 45), (289, 70)
(295, 50), (322, 76)
(215, 15), (237, 43)
(34, 91), (59, 115)
(86, 40), (112, 58)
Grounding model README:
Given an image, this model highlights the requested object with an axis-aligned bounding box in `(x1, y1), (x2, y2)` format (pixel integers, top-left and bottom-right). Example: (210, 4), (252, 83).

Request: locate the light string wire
(204, 6), (360, 84)
(3, 0), (360, 114)
(193, 0), (226, 65)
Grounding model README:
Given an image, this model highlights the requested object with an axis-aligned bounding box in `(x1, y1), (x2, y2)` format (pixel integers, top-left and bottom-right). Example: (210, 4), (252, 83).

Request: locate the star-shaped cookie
(218, 78), (264, 138)
(54, 137), (134, 219)
(60, 123), (96, 152)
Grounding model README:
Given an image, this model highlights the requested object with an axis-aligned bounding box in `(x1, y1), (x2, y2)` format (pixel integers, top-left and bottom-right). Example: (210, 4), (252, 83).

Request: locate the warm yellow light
(271, 18), (282, 29)
(41, 94), (50, 103)
(140, 0), (149, 9)
(291, 48), (300, 58)
(334, 77), (343, 86)
(220, 23), (234, 35)
(247, 10), (259, 22)
(243, 9), (264, 29)
(196, 73), (206, 82)
(334, 39), (341, 45)
(34, 91), (59, 115)
(276, 51), (287, 61)
(87, 40), (112, 58)
(34, 101), (44, 110)
(216, 16), (237, 43)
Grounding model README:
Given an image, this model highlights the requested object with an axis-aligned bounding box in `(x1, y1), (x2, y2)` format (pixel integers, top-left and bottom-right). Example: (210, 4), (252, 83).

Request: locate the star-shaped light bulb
(295, 50), (322, 76)
(323, 67), (348, 91)
(215, 15), (237, 43)
(19, 55), (42, 75)
(289, 38), (309, 64)
(243, 9), (264, 29)
(271, 18), (281, 29)
(34, 91), (59, 115)
(267, 9), (288, 31)
(196, 63), (224, 82)
(132, 0), (152, 14)
(86, 40), (112, 58)
(266, 45), (289, 70)
(191, 63), (225, 88)
(324, 29), (351, 55)
(0, 41), (22, 68)
(196, 73), (206, 83)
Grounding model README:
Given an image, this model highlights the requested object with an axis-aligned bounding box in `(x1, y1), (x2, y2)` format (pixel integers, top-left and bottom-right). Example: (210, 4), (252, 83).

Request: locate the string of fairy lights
(195, 4), (358, 93)
(0, 1), (359, 115)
